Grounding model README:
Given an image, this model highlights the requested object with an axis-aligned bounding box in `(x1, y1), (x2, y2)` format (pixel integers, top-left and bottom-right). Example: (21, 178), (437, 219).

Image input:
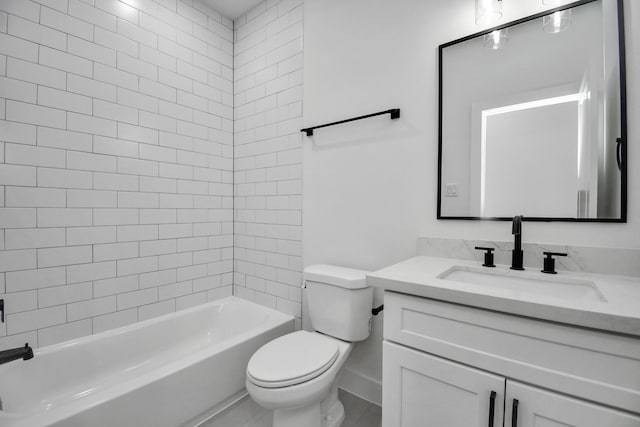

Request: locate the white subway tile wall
(0, 0), (235, 350)
(233, 0), (303, 325)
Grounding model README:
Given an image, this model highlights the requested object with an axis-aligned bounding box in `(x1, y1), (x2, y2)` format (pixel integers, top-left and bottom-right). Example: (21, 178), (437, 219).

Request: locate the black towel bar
(301, 108), (400, 136)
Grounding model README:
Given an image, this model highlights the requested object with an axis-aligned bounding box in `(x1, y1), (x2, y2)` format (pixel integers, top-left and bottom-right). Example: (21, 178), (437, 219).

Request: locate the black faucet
(0, 343), (34, 365)
(510, 215), (525, 270)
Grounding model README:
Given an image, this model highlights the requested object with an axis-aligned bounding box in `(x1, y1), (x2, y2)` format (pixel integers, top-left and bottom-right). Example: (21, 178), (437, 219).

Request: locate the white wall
(303, 0), (639, 404)
(0, 0), (235, 351)
(233, 0), (304, 325)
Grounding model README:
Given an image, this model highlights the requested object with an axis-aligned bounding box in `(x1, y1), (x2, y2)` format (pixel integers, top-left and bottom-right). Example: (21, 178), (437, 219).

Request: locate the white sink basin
(438, 266), (607, 303)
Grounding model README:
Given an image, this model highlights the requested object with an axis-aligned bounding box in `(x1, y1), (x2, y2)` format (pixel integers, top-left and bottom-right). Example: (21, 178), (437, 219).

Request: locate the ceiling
(199, 0), (265, 20)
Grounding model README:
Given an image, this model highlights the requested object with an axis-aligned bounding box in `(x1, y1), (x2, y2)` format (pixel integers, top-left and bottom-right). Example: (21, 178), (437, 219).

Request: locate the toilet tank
(303, 264), (373, 342)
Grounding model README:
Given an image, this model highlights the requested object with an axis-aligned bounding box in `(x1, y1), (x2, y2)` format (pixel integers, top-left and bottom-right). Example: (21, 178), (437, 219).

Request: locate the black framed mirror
(437, 0), (627, 222)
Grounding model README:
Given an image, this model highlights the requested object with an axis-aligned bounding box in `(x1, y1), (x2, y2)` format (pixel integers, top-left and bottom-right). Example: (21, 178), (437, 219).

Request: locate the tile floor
(203, 389), (382, 427)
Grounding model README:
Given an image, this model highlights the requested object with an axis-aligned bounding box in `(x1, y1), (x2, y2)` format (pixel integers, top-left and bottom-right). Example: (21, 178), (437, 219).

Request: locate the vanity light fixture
(483, 29), (508, 49)
(476, 0), (503, 26)
(541, 0), (572, 33)
(543, 9), (572, 33)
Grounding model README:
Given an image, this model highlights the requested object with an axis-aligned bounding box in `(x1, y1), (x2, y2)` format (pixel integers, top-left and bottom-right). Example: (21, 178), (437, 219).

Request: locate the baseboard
(337, 366), (382, 407)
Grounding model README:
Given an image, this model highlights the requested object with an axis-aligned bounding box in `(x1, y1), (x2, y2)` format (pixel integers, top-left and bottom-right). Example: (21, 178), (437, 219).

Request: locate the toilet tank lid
(303, 264), (370, 289)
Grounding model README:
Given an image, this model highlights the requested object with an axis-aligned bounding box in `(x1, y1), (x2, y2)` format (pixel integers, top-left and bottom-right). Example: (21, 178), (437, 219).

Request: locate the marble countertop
(367, 256), (640, 337)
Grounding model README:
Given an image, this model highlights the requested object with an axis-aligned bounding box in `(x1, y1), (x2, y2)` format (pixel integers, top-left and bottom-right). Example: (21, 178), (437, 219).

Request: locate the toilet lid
(247, 331), (339, 388)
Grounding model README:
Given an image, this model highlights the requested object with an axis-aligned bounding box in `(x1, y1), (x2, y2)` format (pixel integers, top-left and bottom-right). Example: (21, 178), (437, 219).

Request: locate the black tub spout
(0, 343), (34, 365)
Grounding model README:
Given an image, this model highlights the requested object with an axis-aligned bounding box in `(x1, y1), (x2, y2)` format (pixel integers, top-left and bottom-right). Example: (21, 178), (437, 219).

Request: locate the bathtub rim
(32, 296), (293, 356)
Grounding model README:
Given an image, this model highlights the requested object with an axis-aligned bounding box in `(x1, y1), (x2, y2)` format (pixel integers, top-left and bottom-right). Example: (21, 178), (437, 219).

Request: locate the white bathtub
(0, 296), (294, 427)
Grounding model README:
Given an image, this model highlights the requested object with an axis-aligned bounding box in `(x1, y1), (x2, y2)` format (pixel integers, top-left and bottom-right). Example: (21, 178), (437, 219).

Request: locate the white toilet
(245, 264), (373, 427)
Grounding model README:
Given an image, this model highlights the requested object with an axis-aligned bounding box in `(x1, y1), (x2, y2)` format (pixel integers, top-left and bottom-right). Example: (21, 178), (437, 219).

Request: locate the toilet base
(322, 396), (345, 427)
(272, 385), (345, 427)
(321, 385), (345, 427)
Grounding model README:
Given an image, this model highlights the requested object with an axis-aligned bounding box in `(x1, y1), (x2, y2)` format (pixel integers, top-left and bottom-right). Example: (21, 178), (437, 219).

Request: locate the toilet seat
(247, 331), (339, 388)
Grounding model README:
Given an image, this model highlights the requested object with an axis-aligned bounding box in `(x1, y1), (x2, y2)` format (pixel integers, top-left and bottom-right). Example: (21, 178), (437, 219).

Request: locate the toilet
(245, 264), (373, 427)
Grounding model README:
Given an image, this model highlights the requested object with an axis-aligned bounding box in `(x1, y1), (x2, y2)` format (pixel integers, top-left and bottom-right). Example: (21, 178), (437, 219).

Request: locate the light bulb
(543, 9), (571, 33)
(483, 29), (508, 50)
(476, 0), (503, 26)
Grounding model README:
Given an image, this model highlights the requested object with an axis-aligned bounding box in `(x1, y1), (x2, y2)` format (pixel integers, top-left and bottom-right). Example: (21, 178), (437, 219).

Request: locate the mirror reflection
(438, 0), (626, 221)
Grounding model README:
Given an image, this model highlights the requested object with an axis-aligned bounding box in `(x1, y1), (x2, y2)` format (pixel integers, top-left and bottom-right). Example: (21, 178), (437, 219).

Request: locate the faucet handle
(541, 251), (567, 274)
(474, 246), (496, 268)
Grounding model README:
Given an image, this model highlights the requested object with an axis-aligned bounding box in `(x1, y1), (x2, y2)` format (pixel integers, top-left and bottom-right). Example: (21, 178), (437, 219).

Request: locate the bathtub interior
(0, 297), (293, 419)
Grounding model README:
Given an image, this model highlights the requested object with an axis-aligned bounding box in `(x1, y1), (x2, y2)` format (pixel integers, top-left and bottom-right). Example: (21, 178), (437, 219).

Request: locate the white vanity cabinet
(381, 291), (640, 427)
(383, 341), (505, 427)
(505, 381), (640, 427)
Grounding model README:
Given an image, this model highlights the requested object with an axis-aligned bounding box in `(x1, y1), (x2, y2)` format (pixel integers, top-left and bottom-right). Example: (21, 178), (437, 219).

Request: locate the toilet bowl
(245, 265), (373, 427)
(246, 331), (352, 427)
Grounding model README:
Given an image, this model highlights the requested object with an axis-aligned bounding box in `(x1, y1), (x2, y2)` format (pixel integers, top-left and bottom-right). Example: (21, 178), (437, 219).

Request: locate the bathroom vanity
(377, 0), (635, 422)
(368, 256), (640, 427)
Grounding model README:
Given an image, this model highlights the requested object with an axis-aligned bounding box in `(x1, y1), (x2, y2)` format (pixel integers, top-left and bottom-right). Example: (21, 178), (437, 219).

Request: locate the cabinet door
(383, 341), (505, 427)
(505, 381), (640, 427)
